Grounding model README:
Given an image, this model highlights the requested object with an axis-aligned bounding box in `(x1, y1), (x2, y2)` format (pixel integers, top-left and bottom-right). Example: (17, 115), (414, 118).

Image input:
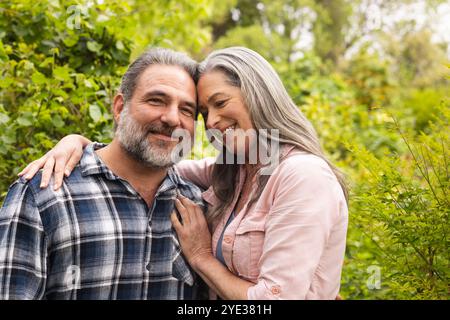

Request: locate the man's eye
(147, 98), (164, 105)
(181, 108), (195, 117)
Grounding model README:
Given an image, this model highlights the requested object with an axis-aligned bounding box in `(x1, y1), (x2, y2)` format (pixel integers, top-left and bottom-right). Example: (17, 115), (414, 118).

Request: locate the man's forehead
(137, 64), (194, 87)
(133, 65), (196, 103)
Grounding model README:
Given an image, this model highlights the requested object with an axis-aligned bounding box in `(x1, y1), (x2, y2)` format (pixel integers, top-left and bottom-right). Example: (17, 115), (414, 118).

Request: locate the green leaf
(1, 130), (16, 144)
(89, 104), (102, 122)
(50, 47), (60, 56)
(16, 112), (34, 126)
(53, 66), (71, 81)
(0, 40), (8, 62)
(63, 36), (79, 47)
(0, 77), (13, 88)
(116, 40), (124, 50)
(87, 41), (102, 53)
(0, 112), (10, 124)
(32, 72), (47, 85)
(39, 57), (54, 68)
(51, 115), (65, 128)
(23, 60), (34, 70)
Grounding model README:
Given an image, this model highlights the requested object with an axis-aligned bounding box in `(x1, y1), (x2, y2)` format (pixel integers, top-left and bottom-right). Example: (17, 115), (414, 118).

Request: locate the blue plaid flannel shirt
(0, 143), (206, 300)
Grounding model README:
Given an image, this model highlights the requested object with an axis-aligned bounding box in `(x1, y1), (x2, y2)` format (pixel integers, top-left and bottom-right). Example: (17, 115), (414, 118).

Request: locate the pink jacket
(176, 145), (348, 299)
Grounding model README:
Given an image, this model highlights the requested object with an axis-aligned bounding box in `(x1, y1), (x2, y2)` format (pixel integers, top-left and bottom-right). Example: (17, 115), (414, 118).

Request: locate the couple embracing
(0, 46), (348, 300)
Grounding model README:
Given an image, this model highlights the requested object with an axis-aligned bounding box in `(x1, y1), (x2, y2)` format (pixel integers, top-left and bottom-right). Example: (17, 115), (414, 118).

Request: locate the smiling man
(0, 48), (205, 299)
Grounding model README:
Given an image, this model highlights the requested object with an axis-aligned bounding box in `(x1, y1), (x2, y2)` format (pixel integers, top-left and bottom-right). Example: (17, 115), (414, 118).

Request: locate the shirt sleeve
(175, 157), (216, 190)
(247, 155), (347, 300)
(0, 180), (47, 300)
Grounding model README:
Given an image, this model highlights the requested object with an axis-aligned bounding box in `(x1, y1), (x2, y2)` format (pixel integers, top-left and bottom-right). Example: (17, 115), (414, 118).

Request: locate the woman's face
(197, 70), (255, 156)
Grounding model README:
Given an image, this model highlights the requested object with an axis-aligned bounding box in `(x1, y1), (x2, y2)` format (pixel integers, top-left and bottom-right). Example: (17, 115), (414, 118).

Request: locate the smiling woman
(198, 70), (255, 157)
(172, 47), (348, 300)
(16, 47), (348, 300)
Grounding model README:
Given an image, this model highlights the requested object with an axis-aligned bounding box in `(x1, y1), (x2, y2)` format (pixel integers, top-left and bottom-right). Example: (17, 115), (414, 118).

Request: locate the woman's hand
(171, 195), (214, 270)
(18, 134), (91, 190)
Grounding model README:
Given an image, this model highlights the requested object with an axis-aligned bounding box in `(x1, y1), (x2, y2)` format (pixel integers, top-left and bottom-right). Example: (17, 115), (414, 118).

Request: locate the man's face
(116, 64), (197, 167)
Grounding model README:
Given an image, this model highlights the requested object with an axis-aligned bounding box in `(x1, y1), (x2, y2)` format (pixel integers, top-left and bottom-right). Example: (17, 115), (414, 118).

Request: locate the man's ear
(112, 94), (125, 123)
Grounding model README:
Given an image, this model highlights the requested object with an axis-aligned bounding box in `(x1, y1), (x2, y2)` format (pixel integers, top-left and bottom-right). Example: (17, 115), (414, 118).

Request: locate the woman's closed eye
(214, 100), (227, 108)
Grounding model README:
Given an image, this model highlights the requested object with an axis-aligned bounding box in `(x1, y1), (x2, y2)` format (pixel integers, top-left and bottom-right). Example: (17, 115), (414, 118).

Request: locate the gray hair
(119, 47), (198, 103)
(198, 47), (348, 224)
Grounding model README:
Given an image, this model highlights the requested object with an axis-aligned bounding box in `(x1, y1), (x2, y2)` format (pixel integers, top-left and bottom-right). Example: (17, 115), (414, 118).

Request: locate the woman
(18, 47), (348, 300)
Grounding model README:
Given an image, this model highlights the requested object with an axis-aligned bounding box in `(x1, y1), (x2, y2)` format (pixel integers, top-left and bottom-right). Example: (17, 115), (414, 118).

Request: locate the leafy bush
(342, 103), (449, 299)
(0, 1), (134, 200)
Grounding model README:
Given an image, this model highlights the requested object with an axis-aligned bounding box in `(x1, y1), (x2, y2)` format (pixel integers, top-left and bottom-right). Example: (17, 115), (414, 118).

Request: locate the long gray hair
(198, 47), (348, 225)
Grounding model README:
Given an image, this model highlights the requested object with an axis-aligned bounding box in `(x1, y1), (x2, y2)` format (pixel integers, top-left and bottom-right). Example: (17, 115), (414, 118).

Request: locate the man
(0, 48), (205, 299)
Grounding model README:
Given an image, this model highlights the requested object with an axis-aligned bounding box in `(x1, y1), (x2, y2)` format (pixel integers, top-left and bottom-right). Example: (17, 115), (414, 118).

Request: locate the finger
(40, 156), (56, 188)
(64, 149), (83, 177)
(170, 211), (183, 233)
(20, 157), (46, 180)
(18, 162), (33, 176)
(18, 158), (40, 176)
(178, 194), (196, 210)
(53, 156), (66, 190)
(174, 198), (190, 225)
(18, 161), (36, 177)
(193, 204), (207, 226)
(179, 195), (201, 224)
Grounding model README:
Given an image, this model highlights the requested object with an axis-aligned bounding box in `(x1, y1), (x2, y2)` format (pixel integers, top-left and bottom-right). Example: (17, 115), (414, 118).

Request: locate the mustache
(144, 123), (176, 137)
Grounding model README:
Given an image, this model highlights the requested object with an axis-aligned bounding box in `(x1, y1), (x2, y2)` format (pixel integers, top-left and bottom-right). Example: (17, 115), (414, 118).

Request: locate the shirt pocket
(233, 220), (266, 282)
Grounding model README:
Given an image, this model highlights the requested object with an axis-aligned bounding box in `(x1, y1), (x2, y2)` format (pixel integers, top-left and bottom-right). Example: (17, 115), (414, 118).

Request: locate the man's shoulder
(1, 176), (37, 209)
(8, 171), (49, 202)
(12, 164), (88, 207)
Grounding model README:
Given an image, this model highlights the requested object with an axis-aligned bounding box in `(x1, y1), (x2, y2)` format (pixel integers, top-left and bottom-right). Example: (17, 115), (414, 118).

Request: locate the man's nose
(160, 104), (181, 127)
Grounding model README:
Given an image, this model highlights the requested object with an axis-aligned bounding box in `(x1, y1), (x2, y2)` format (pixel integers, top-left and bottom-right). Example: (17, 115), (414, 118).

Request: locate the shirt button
(271, 286), (281, 295)
(146, 264), (152, 271)
(223, 236), (232, 244)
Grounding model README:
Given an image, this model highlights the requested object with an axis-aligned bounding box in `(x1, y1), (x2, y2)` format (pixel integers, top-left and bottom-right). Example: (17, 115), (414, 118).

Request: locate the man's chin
(143, 149), (176, 167)
(142, 160), (173, 168)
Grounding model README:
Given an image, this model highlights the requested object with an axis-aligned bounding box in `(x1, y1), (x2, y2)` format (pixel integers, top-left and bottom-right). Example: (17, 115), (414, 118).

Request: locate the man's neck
(95, 139), (169, 206)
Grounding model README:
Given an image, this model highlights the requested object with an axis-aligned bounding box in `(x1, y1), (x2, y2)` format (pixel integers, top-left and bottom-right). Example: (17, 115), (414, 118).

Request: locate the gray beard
(115, 107), (175, 168)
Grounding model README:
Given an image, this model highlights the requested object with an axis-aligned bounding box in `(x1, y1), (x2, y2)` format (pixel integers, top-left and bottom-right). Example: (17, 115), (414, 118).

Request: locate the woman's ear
(112, 94), (125, 123)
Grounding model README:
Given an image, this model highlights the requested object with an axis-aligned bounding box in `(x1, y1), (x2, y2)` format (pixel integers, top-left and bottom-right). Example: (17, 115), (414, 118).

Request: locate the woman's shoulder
(276, 148), (334, 178)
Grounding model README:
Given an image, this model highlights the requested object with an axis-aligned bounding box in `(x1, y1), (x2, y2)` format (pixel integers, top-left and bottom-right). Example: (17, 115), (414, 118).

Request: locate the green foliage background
(0, 0), (448, 299)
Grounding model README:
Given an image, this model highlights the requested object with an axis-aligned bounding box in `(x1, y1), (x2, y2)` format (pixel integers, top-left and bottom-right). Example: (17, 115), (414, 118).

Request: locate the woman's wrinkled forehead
(196, 70), (245, 112)
(197, 70), (238, 99)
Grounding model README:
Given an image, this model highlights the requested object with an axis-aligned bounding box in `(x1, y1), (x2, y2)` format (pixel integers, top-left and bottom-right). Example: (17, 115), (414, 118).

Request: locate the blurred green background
(0, 0), (448, 299)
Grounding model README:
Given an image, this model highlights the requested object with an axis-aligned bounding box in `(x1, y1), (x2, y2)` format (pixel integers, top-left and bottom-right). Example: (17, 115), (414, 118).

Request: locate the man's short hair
(119, 47), (199, 104)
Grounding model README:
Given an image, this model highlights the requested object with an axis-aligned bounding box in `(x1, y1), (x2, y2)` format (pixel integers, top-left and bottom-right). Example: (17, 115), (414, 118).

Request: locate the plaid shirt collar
(80, 142), (190, 197)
